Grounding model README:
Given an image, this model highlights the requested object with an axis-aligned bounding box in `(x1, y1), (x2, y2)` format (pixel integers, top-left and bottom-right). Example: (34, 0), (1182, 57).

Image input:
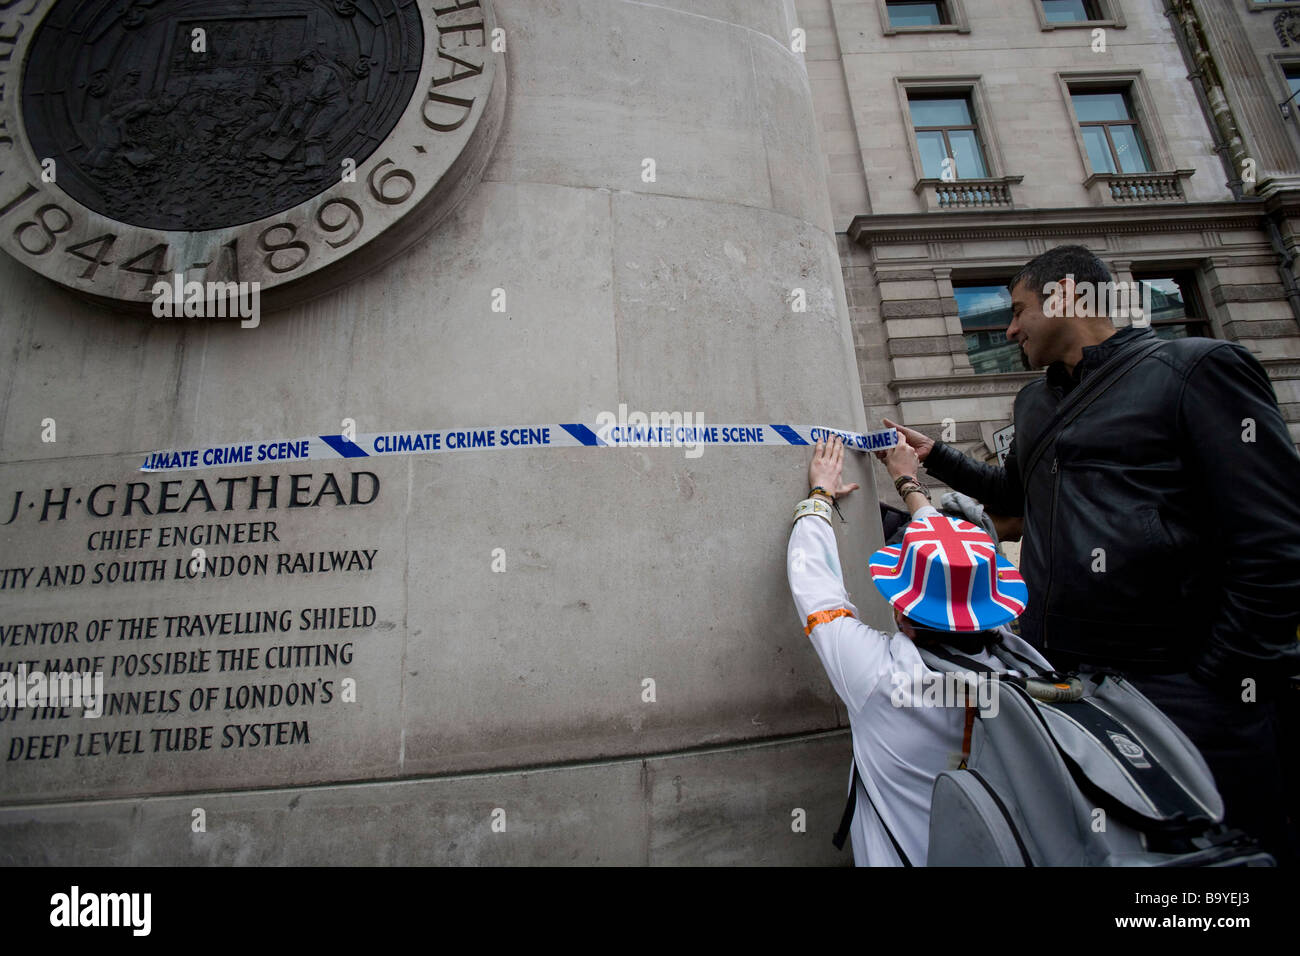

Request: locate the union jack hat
(868, 512), (1028, 632)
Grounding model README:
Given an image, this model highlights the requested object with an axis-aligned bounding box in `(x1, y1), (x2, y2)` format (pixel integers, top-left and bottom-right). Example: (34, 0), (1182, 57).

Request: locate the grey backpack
(917, 644), (1275, 867)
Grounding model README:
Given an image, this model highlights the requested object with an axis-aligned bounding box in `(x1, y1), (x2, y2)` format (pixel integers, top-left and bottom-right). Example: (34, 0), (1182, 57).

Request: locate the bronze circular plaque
(23, 0), (425, 231)
(0, 0), (506, 312)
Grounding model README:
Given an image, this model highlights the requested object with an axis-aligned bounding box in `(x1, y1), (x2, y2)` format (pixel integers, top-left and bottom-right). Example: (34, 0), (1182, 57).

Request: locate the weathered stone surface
(483, 0), (767, 212)
(0, 0), (879, 864)
(0, 730), (854, 866)
(1211, 283), (1288, 305)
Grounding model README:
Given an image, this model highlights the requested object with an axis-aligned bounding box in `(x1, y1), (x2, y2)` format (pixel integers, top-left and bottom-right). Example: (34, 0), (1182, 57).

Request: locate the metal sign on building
(992, 423), (1014, 467)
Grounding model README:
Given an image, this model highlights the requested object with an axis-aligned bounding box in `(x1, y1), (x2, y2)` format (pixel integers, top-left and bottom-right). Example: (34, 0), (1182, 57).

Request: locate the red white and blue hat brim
(868, 518), (1028, 632)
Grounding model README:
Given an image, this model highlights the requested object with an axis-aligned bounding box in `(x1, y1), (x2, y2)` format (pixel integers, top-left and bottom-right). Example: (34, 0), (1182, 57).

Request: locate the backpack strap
(957, 705), (977, 770)
(919, 643), (998, 674)
(916, 645), (985, 770)
(1020, 337), (1165, 483)
(996, 643), (1049, 678)
(832, 761), (915, 866)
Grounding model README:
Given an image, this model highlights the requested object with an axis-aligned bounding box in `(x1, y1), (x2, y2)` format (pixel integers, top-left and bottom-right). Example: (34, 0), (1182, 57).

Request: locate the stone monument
(0, 0), (886, 865)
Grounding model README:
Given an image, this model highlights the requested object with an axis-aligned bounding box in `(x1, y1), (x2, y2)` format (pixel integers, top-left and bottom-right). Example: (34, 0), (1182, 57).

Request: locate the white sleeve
(787, 513), (897, 713)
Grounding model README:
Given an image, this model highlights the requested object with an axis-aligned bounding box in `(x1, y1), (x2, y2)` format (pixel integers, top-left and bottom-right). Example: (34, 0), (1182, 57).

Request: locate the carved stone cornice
(1259, 183), (1300, 220)
(849, 201), (1269, 248)
(892, 371), (1039, 401)
(890, 361), (1299, 402)
(1261, 359), (1300, 379)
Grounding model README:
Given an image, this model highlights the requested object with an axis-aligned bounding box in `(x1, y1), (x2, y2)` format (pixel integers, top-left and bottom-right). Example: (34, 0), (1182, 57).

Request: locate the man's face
(1006, 278), (1070, 370)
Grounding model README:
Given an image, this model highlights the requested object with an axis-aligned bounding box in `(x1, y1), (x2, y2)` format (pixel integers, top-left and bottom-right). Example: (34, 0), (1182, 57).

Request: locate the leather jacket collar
(1045, 325), (1154, 398)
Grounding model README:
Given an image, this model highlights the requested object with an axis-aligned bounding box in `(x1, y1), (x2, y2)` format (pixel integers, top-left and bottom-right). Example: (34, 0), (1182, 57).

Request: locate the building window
(1070, 88), (1153, 174)
(908, 94), (989, 179)
(1041, 0), (1100, 22)
(1036, 0), (1124, 29)
(954, 282), (1027, 374)
(1131, 272), (1212, 340)
(1284, 65), (1300, 115)
(880, 0), (970, 32)
(1278, 62), (1300, 119)
(887, 0), (949, 26)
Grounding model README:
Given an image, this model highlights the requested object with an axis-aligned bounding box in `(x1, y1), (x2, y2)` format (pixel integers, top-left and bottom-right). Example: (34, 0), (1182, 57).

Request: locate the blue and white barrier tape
(140, 423), (900, 472)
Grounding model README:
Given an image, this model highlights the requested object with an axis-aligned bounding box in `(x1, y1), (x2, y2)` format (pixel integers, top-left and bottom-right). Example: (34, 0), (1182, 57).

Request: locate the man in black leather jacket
(887, 245), (1300, 863)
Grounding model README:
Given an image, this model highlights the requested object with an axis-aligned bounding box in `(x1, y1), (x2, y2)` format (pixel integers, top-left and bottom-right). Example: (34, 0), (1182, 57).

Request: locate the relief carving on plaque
(23, 0), (424, 231)
(0, 0), (506, 311)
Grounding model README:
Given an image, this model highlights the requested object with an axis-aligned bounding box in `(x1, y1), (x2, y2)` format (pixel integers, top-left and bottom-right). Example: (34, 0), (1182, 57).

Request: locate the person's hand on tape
(875, 431), (921, 482)
(882, 418), (934, 462)
(808, 435), (860, 502)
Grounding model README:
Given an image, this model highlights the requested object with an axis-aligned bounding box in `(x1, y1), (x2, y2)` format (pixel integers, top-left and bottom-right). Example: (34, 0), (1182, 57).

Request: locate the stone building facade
(797, 0), (1300, 503)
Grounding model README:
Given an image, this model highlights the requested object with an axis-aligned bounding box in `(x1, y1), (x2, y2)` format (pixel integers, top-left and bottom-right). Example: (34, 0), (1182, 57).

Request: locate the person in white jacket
(788, 434), (1051, 866)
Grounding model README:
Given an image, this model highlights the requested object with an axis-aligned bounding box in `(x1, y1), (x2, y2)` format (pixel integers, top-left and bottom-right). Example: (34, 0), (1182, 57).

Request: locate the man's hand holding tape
(807, 432), (929, 516)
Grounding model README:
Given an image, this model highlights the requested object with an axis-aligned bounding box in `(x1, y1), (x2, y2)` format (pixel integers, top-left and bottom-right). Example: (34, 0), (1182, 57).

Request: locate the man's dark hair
(1008, 244), (1110, 304)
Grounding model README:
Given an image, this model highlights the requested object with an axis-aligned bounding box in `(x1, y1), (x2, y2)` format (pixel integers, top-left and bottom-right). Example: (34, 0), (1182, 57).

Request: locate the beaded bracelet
(892, 474), (918, 493)
(898, 481), (931, 502)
